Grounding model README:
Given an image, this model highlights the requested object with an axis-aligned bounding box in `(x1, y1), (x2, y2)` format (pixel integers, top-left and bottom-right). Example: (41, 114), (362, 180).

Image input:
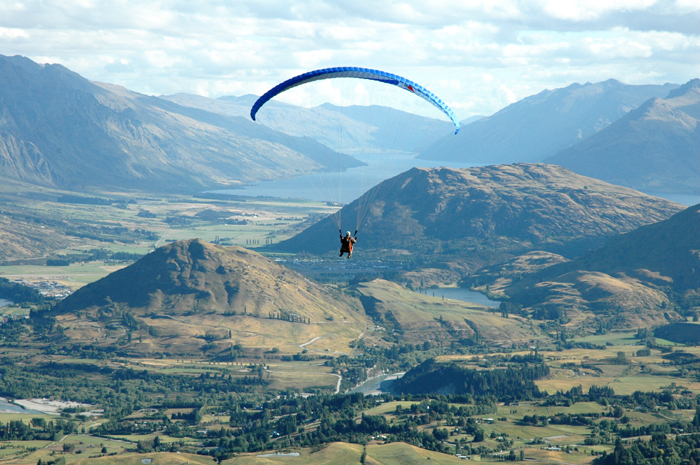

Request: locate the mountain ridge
(463, 204), (700, 329)
(0, 55), (361, 193)
(272, 164), (684, 276)
(417, 79), (678, 164)
(545, 78), (700, 194)
(161, 94), (455, 155)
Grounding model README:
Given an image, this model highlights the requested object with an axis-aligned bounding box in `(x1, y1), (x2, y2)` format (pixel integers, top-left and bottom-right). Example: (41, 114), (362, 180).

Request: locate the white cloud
(0, 27), (28, 39)
(541, 0), (657, 21)
(0, 0), (698, 118)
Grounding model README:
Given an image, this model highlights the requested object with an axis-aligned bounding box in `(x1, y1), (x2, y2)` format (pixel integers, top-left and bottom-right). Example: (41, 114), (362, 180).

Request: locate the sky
(1, 0), (699, 119)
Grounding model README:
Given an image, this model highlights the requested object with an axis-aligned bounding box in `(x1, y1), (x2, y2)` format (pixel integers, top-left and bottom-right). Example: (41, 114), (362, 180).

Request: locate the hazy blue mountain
(162, 93), (456, 155)
(546, 79), (700, 194)
(0, 55), (361, 192)
(418, 79), (679, 164)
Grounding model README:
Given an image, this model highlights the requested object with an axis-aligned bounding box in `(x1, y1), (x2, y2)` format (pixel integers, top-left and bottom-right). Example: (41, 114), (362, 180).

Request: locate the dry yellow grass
(356, 279), (534, 345)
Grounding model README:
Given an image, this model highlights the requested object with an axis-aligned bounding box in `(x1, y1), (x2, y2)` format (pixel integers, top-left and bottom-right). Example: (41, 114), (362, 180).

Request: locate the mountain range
(546, 79), (700, 194)
(162, 93), (456, 155)
(0, 55), (361, 193)
(418, 79), (678, 164)
(3, 54), (697, 198)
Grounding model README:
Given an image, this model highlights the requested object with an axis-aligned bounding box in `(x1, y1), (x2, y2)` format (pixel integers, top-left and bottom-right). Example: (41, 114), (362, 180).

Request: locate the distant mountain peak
(217, 94), (259, 104)
(418, 79), (679, 164)
(666, 78), (700, 99)
(546, 77), (700, 194)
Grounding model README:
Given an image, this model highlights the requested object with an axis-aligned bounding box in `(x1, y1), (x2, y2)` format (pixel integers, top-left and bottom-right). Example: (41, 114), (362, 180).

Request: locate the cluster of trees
(64, 224), (157, 243)
(394, 360), (550, 400)
(0, 277), (43, 304)
(0, 418), (77, 441)
(0, 361), (274, 422)
(595, 434), (700, 465)
(198, 394), (502, 462)
(47, 249), (144, 266)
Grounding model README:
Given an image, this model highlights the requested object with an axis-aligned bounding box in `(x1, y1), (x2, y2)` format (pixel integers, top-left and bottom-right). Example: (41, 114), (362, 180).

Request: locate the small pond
(415, 288), (499, 307)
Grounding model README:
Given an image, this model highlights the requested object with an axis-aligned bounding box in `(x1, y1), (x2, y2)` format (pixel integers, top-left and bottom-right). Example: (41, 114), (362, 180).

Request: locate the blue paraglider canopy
(250, 67), (460, 134)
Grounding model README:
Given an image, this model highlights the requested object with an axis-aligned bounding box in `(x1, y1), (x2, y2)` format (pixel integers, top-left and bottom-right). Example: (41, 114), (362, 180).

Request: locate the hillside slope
(274, 164), (684, 271)
(546, 79), (700, 194)
(355, 279), (533, 347)
(466, 204), (700, 329)
(53, 239), (368, 354)
(538, 203), (700, 292)
(418, 79), (677, 164)
(0, 55), (361, 192)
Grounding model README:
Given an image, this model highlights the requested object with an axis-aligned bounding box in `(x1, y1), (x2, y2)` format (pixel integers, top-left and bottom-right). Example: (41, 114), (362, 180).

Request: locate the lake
(415, 288), (500, 307)
(212, 150), (700, 210)
(213, 152), (479, 204)
(0, 299), (13, 308)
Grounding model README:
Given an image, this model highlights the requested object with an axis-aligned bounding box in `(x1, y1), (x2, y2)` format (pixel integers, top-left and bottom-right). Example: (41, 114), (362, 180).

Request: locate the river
(348, 372), (405, 396)
(0, 398), (44, 414)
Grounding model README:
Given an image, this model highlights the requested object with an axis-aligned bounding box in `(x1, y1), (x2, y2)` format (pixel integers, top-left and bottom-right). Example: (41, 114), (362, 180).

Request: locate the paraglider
(339, 230), (357, 258)
(250, 67), (459, 257)
(251, 67), (460, 134)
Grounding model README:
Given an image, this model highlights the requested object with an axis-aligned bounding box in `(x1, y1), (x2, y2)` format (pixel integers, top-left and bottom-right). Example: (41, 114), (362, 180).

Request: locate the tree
(693, 406), (700, 429)
(31, 418), (46, 429)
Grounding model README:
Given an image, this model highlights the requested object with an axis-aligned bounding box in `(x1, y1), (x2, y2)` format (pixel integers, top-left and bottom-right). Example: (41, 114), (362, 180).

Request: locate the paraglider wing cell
(250, 67), (460, 134)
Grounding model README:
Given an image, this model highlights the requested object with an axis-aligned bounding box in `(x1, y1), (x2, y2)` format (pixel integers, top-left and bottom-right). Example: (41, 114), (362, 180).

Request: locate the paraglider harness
(339, 229), (357, 258)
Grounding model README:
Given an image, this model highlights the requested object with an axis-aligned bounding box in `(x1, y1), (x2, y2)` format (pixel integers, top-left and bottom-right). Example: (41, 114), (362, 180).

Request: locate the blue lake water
(0, 299), (13, 308)
(415, 288), (500, 307)
(213, 152), (479, 204)
(211, 150), (700, 210)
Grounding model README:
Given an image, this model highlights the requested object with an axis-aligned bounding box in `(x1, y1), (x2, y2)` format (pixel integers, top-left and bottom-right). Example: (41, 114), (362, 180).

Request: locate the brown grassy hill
(462, 251), (570, 298)
(274, 164), (683, 272)
(462, 251), (675, 329)
(466, 204), (700, 330)
(560, 203), (700, 292)
(514, 203), (700, 295)
(53, 239), (369, 354)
